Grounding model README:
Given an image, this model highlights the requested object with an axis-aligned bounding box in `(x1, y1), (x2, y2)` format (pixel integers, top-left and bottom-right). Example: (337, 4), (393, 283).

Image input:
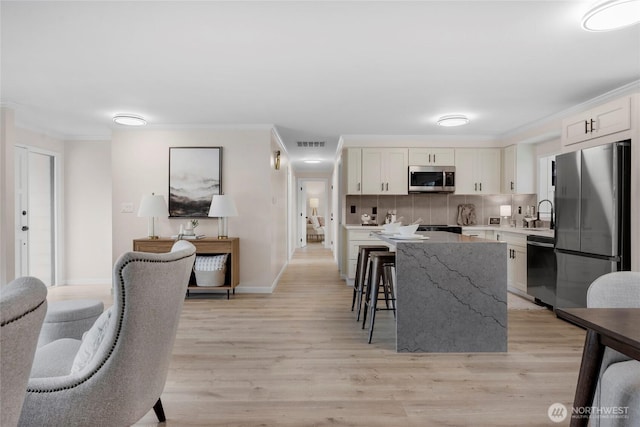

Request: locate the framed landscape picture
(169, 147), (222, 217)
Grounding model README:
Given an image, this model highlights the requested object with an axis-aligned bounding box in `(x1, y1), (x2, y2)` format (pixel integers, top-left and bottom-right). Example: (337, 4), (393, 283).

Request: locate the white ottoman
(37, 299), (104, 347)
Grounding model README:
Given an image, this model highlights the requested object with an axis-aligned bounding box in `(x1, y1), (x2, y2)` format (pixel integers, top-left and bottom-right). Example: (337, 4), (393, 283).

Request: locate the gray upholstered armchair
(0, 277), (48, 427)
(587, 271), (640, 427)
(19, 240), (196, 426)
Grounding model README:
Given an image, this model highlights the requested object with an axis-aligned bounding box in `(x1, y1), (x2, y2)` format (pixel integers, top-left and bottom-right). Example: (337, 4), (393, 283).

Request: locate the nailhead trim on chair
(0, 300), (46, 327)
(26, 253), (194, 394)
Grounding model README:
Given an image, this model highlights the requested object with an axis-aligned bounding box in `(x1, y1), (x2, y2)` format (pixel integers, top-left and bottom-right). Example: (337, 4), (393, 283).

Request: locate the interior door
(14, 146), (56, 286)
(15, 147), (29, 277)
(298, 183), (307, 247)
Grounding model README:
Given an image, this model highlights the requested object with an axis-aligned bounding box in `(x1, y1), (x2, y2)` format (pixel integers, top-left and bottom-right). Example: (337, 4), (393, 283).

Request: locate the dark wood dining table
(555, 308), (640, 427)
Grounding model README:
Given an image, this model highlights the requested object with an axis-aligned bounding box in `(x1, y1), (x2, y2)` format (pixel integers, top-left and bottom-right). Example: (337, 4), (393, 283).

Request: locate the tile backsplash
(345, 193), (538, 226)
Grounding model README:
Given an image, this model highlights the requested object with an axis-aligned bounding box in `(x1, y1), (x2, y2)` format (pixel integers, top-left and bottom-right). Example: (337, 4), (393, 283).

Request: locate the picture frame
(488, 217), (501, 225)
(169, 147), (222, 217)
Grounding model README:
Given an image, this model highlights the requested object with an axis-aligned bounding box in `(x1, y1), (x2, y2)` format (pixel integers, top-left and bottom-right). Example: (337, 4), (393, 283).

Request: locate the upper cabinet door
(429, 148), (455, 166)
(502, 145), (517, 193)
(346, 148), (362, 194)
(562, 96), (631, 147)
(454, 149), (477, 194)
(476, 149), (501, 194)
(361, 148), (408, 195)
(384, 148), (408, 194)
(455, 148), (501, 194)
(408, 148), (454, 166)
(361, 149), (385, 194)
(502, 144), (534, 194)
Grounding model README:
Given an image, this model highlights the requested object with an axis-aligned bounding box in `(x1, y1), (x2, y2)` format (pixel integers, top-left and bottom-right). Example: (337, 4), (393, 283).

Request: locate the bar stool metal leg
(354, 245), (389, 321)
(383, 263), (396, 319)
(362, 252), (396, 343)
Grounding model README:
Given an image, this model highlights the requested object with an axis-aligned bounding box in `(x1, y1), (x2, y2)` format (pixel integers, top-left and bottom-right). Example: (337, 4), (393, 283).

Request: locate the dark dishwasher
(526, 235), (556, 308)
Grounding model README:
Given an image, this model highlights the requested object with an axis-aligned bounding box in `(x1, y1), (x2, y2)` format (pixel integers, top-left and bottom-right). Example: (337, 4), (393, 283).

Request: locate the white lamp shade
(137, 194), (168, 217)
(500, 205), (512, 217)
(208, 194), (238, 217)
(309, 198), (319, 208)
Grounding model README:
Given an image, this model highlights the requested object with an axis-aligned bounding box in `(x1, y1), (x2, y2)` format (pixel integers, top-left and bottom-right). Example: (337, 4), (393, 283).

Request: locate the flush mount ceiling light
(436, 115), (470, 127)
(304, 159), (321, 164)
(113, 114), (147, 126)
(581, 0), (640, 31)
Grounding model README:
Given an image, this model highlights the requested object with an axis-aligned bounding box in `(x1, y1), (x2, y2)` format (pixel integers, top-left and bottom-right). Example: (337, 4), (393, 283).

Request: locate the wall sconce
(274, 150), (281, 170)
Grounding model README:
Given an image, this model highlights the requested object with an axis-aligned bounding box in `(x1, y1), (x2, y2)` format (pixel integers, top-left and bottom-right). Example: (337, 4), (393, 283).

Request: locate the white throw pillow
(70, 306), (113, 374)
(194, 254), (228, 271)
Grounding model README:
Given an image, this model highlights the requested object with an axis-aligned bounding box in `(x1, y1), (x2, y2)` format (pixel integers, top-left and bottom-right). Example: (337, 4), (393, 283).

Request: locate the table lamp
(208, 194), (238, 239)
(137, 193), (168, 239)
(500, 205), (512, 227)
(309, 198), (319, 216)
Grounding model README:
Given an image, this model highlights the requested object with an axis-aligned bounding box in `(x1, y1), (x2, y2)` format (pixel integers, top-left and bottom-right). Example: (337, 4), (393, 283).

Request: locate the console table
(133, 237), (240, 299)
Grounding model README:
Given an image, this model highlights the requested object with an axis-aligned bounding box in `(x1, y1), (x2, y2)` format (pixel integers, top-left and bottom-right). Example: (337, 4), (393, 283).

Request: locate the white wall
(111, 127), (284, 291)
(64, 140), (112, 284)
(0, 108), (17, 285)
(270, 130), (289, 283)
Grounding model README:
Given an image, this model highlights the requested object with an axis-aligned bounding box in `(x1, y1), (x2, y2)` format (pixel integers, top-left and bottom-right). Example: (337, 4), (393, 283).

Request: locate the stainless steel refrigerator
(554, 140), (631, 308)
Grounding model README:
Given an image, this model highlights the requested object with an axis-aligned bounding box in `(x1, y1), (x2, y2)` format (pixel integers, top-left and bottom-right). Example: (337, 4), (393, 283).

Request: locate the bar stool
(361, 251), (396, 343)
(352, 245), (390, 321)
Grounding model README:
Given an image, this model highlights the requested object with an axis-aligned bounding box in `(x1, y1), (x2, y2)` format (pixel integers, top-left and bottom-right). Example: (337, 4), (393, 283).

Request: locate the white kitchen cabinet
(408, 148), (455, 166)
(496, 231), (527, 294)
(345, 148), (362, 194)
(502, 144), (534, 194)
(508, 244), (527, 294)
(454, 148), (501, 194)
(562, 96), (631, 147)
(361, 148), (408, 195)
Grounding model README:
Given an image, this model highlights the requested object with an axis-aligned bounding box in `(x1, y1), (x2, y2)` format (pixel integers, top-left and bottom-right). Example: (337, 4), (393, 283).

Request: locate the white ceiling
(2, 1), (639, 172)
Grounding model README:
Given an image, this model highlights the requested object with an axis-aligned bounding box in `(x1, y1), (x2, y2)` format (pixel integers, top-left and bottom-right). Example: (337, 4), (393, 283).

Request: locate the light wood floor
(47, 243), (585, 426)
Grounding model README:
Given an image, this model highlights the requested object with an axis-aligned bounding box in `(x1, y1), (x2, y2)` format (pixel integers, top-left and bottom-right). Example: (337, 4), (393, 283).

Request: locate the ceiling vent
(297, 141), (325, 148)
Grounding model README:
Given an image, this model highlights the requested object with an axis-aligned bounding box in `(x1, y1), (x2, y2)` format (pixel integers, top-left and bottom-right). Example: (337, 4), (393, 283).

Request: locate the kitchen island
(375, 231), (507, 353)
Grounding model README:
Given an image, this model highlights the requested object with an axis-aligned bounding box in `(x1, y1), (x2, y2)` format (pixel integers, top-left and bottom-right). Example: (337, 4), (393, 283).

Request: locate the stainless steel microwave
(408, 165), (456, 193)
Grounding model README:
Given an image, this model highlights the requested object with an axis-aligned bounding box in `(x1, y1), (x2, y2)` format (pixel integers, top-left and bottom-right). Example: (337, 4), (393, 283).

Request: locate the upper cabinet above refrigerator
(561, 96), (631, 147)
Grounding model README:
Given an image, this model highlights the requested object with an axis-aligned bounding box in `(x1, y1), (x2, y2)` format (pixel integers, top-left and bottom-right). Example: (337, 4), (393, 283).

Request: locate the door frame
(297, 177), (330, 249)
(15, 144), (62, 286)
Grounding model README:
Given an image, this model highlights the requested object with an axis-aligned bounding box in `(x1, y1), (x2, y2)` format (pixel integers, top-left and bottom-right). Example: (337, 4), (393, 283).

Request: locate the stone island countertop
(374, 231), (507, 353)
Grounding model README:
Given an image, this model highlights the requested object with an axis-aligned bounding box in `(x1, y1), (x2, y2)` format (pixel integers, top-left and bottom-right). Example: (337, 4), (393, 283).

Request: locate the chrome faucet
(537, 199), (554, 230)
